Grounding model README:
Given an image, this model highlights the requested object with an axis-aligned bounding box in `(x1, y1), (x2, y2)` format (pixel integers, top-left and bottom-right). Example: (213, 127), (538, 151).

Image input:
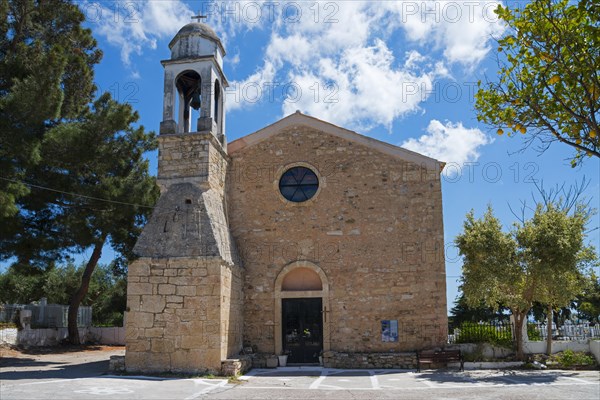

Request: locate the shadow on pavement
(14, 345), (121, 355)
(417, 370), (571, 386)
(0, 357), (64, 368)
(247, 368), (413, 377)
(0, 359), (109, 381)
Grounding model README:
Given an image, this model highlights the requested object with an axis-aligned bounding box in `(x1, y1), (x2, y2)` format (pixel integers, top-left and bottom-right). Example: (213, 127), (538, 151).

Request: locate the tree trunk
(67, 239), (105, 344)
(546, 305), (553, 355)
(513, 311), (527, 360)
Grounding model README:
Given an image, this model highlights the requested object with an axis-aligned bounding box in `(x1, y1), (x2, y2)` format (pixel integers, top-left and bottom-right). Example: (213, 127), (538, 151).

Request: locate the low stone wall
(0, 327), (124, 347)
(323, 351), (417, 369)
(249, 353), (269, 368)
(0, 328), (18, 345)
(449, 343), (513, 359)
(221, 356), (252, 376)
(462, 361), (523, 369)
(110, 355), (126, 372)
(9, 327), (90, 346)
(89, 327), (125, 345)
(523, 340), (591, 355)
(590, 340), (600, 363)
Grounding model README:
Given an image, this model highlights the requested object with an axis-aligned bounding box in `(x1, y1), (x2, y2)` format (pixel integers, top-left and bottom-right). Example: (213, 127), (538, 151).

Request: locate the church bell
(190, 88), (201, 110)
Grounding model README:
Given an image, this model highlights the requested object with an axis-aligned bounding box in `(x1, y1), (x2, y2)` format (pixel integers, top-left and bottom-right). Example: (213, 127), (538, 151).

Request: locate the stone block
(192, 268), (209, 277)
(140, 295), (166, 313)
(181, 334), (207, 349)
(127, 340), (151, 352)
(176, 285), (196, 296)
(151, 338), (175, 353)
(145, 327), (164, 338)
(128, 283), (153, 295)
(158, 284), (176, 295)
(183, 296), (207, 309)
(129, 263), (150, 277)
(166, 295), (183, 303)
(127, 312), (154, 328)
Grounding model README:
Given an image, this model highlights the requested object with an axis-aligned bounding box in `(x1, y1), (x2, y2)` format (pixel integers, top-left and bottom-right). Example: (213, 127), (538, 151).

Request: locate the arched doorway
(274, 261), (330, 364)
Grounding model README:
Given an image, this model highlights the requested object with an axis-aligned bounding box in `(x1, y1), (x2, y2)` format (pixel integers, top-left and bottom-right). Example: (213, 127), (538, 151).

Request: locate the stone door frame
(274, 261), (330, 355)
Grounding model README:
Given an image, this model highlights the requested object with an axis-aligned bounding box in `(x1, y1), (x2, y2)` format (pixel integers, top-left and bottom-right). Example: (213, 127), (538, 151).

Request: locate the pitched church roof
(228, 111), (444, 170)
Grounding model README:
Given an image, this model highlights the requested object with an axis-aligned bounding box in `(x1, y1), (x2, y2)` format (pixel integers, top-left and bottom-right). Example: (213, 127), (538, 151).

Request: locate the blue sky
(63, 1), (600, 313)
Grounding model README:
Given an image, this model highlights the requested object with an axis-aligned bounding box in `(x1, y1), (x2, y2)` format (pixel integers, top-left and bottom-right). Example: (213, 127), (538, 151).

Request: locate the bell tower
(125, 20), (242, 375)
(160, 19), (227, 145)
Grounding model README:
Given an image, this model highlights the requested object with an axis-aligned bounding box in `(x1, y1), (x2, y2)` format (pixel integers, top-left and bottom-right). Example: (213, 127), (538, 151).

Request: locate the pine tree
(0, 1), (159, 343)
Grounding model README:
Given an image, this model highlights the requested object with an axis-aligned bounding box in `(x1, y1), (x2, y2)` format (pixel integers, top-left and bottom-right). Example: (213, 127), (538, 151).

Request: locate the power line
(0, 176), (155, 209)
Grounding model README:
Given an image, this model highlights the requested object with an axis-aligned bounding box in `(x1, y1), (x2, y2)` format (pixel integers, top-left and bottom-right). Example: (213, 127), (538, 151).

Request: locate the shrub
(552, 350), (596, 368)
(527, 323), (542, 341)
(455, 322), (513, 348)
(0, 322), (17, 330)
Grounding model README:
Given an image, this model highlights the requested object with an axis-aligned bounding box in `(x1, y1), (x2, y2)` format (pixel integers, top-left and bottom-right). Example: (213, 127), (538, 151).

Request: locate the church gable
(228, 111), (444, 171)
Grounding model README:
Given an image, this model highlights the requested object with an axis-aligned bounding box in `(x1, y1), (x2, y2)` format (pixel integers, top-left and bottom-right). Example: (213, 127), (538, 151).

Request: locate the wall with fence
(449, 321), (600, 362)
(528, 321), (600, 341)
(0, 326), (124, 346)
(0, 303), (92, 328)
(523, 340), (591, 354)
(449, 321), (600, 344)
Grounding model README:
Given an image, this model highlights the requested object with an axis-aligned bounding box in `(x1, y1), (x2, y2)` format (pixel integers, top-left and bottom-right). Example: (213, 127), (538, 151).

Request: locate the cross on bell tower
(191, 13), (207, 23)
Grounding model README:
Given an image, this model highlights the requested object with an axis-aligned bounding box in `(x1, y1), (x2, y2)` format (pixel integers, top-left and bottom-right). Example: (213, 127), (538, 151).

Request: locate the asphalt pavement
(1, 348), (598, 399)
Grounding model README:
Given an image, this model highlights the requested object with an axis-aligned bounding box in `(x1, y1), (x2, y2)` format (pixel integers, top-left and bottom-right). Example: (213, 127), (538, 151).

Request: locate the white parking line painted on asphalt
(184, 379), (228, 400)
(562, 376), (598, 384)
(369, 370), (381, 389)
(308, 370), (328, 389)
(101, 375), (172, 381)
(18, 379), (82, 386)
(239, 380), (599, 391)
(74, 387), (134, 396)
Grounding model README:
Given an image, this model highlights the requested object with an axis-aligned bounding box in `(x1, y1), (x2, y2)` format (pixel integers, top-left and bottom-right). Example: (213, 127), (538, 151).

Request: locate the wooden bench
(417, 349), (464, 372)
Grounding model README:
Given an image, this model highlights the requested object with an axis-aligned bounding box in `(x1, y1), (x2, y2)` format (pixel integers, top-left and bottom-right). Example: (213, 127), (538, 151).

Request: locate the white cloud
(84, 0), (192, 66)
(282, 41), (435, 131)
(87, 0), (506, 132)
(401, 120), (492, 164)
(226, 61), (278, 112)
(384, 1), (505, 67)
(222, 1), (504, 128)
(266, 34), (313, 67)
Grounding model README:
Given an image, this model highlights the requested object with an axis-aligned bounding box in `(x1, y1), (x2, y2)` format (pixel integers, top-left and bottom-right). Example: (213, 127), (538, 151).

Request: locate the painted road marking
(74, 387), (134, 396)
(369, 370), (381, 389)
(184, 380), (228, 400)
(239, 369), (599, 391)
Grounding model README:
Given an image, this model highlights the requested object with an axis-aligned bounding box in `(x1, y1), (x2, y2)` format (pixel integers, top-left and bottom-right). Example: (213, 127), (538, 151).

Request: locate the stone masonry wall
(157, 133), (226, 191)
(220, 260), (244, 360)
(125, 257), (242, 374)
(227, 125), (447, 354)
(323, 351), (417, 369)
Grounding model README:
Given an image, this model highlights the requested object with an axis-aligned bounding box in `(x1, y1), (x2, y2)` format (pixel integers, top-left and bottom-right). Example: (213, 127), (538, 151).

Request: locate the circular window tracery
(278, 166), (319, 203)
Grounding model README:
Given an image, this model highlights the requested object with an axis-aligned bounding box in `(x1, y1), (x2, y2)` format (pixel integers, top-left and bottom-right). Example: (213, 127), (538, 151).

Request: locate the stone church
(125, 21), (448, 374)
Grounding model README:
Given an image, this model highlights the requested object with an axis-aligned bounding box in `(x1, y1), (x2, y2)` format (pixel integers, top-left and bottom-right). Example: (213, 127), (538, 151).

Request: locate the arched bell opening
(175, 70), (202, 133)
(214, 79), (220, 124)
